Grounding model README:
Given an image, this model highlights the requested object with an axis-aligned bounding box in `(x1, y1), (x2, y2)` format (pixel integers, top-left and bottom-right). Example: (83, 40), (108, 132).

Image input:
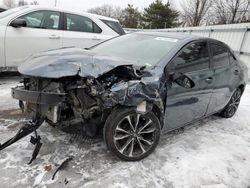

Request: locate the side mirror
(171, 72), (195, 89)
(10, 19), (27, 28)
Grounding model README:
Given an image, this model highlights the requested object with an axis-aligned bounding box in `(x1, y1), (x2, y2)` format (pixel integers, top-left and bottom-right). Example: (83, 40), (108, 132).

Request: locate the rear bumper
(11, 86), (66, 105)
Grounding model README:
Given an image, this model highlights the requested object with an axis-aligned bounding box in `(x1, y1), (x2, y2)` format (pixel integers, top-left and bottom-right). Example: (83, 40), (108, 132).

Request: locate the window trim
(209, 42), (230, 69)
(62, 12), (102, 34)
(229, 51), (237, 65)
(167, 40), (211, 74)
(9, 10), (63, 30)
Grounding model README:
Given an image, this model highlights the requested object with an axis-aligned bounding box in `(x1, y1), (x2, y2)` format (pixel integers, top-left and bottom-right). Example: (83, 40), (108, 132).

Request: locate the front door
(164, 40), (214, 132)
(5, 10), (62, 67)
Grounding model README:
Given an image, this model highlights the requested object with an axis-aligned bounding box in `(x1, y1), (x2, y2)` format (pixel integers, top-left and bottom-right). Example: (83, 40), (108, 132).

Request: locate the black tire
(220, 88), (242, 118)
(104, 107), (161, 161)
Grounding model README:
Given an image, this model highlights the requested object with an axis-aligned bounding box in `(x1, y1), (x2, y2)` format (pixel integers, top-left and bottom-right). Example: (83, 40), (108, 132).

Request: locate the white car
(0, 6), (125, 72)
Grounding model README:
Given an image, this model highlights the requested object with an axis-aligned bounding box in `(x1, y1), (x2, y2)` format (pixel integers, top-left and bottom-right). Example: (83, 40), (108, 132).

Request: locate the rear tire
(104, 107), (161, 161)
(220, 88), (242, 118)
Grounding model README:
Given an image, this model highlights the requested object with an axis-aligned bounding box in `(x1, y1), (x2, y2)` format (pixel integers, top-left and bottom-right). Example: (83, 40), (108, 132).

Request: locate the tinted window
(101, 19), (125, 35)
(174, 41), (209, 72)
(18, 10), (60, 30)
(65, 13), (102, 33)
(210, 44), (229, 67)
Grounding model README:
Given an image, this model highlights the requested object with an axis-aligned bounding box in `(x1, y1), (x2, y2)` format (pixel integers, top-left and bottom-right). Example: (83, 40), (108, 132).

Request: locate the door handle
(49, 34), (60, 39)
(234, 69), (240, 75)
(92, 36), (101, 41)
(205, 77), (213, 84)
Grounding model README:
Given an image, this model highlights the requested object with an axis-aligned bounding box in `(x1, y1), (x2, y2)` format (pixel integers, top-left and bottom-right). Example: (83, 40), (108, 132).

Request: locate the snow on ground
(0, 77), (20, 110)
(0, 77), (250, 188)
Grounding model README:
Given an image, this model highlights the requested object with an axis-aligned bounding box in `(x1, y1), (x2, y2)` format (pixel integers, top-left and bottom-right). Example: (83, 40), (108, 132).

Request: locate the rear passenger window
(173, 41), (209, 73)
(65, 13), (102, 33)
(210, 44), (229, 67)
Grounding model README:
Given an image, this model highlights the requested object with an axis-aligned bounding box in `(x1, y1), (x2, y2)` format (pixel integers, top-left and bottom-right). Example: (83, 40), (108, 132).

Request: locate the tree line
(2, 0), (39, 8)
(88, 0), (250, 28)
(181, 0), (250, 26)
(88, 1), (179, 29)
(2, 0), (250, 28)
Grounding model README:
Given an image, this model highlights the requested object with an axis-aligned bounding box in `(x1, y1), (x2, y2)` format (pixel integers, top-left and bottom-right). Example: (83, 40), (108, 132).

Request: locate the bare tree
(30, 0), (39, 5)
(214, 0), (250, 24)
(240, 0), (250, 22)
(181, 0), (213, 26)
(3, 0), (16, 9)
(18, 0), (28, 6)
(113, 6), (123, 20)
(213, 0), (228, 24)
(88, 4), (122, 19)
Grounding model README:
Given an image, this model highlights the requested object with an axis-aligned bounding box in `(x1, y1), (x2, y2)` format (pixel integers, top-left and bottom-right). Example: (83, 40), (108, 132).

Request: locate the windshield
(92, 33), (178, 67)
(0, 6), (28, 20)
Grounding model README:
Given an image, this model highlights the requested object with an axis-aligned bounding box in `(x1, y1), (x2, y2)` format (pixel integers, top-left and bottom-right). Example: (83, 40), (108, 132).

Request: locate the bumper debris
(0, 115), (44, 164)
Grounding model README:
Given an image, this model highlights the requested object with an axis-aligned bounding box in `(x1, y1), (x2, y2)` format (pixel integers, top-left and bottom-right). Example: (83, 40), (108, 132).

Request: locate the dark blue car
(8, 32), (249, 161)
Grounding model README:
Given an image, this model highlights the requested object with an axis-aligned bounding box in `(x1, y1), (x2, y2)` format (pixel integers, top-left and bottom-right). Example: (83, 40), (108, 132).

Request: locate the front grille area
(12, 78), (68, 123)
(25, 78), (63, 94)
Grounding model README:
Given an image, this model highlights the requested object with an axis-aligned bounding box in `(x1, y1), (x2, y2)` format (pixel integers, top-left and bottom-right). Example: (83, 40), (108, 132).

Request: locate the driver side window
(18, 10), (60, 30)
(173, 41), (210, 73)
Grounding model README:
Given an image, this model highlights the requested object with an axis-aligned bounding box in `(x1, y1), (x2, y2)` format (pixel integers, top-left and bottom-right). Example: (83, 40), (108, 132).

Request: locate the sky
(0, 0), (182, 11)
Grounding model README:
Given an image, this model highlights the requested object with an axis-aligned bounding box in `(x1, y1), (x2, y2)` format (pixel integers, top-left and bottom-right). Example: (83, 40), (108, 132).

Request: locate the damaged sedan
(2, 32), (248, 161)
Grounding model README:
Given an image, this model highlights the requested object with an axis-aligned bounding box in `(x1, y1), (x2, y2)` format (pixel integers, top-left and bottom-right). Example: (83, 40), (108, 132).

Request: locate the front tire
(220, 88), (242, 118)
(104, 107), (161, 161)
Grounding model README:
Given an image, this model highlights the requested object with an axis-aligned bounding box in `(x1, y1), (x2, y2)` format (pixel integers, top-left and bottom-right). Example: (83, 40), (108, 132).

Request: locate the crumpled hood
(18, 48), (136, 78)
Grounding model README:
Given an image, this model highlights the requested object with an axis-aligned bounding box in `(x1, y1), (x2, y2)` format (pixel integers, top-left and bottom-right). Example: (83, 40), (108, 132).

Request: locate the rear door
(164, 40), (214, 131)
(5, 10), (63, 67)
(62, 13), (110, 48)
(206, 43), (235, 114)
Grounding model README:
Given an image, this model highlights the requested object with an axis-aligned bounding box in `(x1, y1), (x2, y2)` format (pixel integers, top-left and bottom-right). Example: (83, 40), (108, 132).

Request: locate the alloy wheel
(113, 113), (157, 158)
(227, 89), (241, 117)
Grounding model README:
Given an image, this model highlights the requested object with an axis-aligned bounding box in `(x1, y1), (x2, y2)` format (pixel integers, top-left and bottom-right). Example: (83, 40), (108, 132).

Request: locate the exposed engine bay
(14, 65), (144, 137)
(1, 47), (164, 163)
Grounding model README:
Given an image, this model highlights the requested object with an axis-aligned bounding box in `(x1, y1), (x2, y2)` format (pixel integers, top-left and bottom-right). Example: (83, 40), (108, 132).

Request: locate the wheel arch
(111, 101), (164, 130)
(151, 104), (164, 129)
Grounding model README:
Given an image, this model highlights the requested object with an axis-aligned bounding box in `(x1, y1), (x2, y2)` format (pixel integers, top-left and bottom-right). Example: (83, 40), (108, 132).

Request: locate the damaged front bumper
(12, 86), (66, 105)
(12, 86), (67, 123)
(1, 87), (68, 164)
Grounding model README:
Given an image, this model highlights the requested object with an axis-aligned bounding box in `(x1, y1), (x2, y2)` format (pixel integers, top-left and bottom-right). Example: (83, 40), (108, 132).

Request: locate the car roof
(135, 31), (205, 40)
(24, 5), (119, 22)
(135, 31), (230, 47)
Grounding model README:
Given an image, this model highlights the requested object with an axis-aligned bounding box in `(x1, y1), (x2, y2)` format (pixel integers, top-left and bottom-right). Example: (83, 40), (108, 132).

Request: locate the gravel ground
(0, 77), (250, 188)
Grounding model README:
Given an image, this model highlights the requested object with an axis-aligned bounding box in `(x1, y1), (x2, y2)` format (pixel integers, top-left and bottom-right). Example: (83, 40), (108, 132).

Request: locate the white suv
(0, 6), (125, 72)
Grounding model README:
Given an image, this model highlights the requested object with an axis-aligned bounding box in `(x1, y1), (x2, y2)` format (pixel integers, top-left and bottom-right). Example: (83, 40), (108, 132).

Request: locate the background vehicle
(0, 7), (6, 13)
(10, 32), (248, 161)
(0, 6), (125, 72)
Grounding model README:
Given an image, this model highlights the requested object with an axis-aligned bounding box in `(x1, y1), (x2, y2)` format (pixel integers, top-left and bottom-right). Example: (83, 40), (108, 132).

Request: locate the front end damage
(1, 49), (165, 163)
(12, 65), (163, 134)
